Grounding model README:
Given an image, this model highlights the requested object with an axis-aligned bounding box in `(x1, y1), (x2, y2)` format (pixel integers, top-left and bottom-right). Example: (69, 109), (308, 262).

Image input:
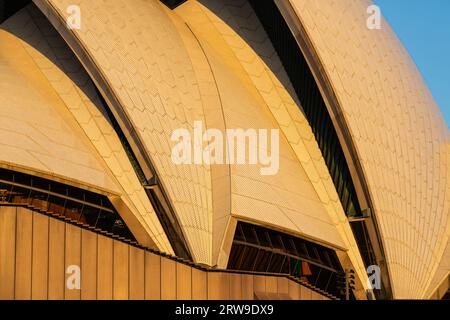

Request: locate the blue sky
(375, 0), (450, 127)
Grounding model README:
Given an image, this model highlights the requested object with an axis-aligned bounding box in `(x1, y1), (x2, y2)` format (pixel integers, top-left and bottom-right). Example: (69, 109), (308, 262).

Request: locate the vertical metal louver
(248, 0), (362, 219)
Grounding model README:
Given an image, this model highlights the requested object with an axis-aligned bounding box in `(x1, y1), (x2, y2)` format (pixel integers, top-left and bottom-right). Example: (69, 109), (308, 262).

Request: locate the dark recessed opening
(0, 0), (31, 24)
(0, 168), (136, 241)
(228, 222), (353, 299)
(159, 0), (187, 10)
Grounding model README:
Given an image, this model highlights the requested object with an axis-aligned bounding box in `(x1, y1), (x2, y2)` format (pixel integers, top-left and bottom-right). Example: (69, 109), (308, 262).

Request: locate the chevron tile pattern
(285, 0), (449, 298)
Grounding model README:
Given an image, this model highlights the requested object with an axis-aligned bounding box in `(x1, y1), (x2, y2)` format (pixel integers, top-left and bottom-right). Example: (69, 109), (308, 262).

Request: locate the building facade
(0, 0), (449, 300)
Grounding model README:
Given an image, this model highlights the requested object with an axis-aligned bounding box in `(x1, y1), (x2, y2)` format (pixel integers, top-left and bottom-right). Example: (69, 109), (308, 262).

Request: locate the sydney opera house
(0, 0), (448, 300)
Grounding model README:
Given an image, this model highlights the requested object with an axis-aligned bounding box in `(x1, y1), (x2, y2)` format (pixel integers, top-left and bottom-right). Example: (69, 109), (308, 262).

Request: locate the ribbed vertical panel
(0, 206), (332, 300)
